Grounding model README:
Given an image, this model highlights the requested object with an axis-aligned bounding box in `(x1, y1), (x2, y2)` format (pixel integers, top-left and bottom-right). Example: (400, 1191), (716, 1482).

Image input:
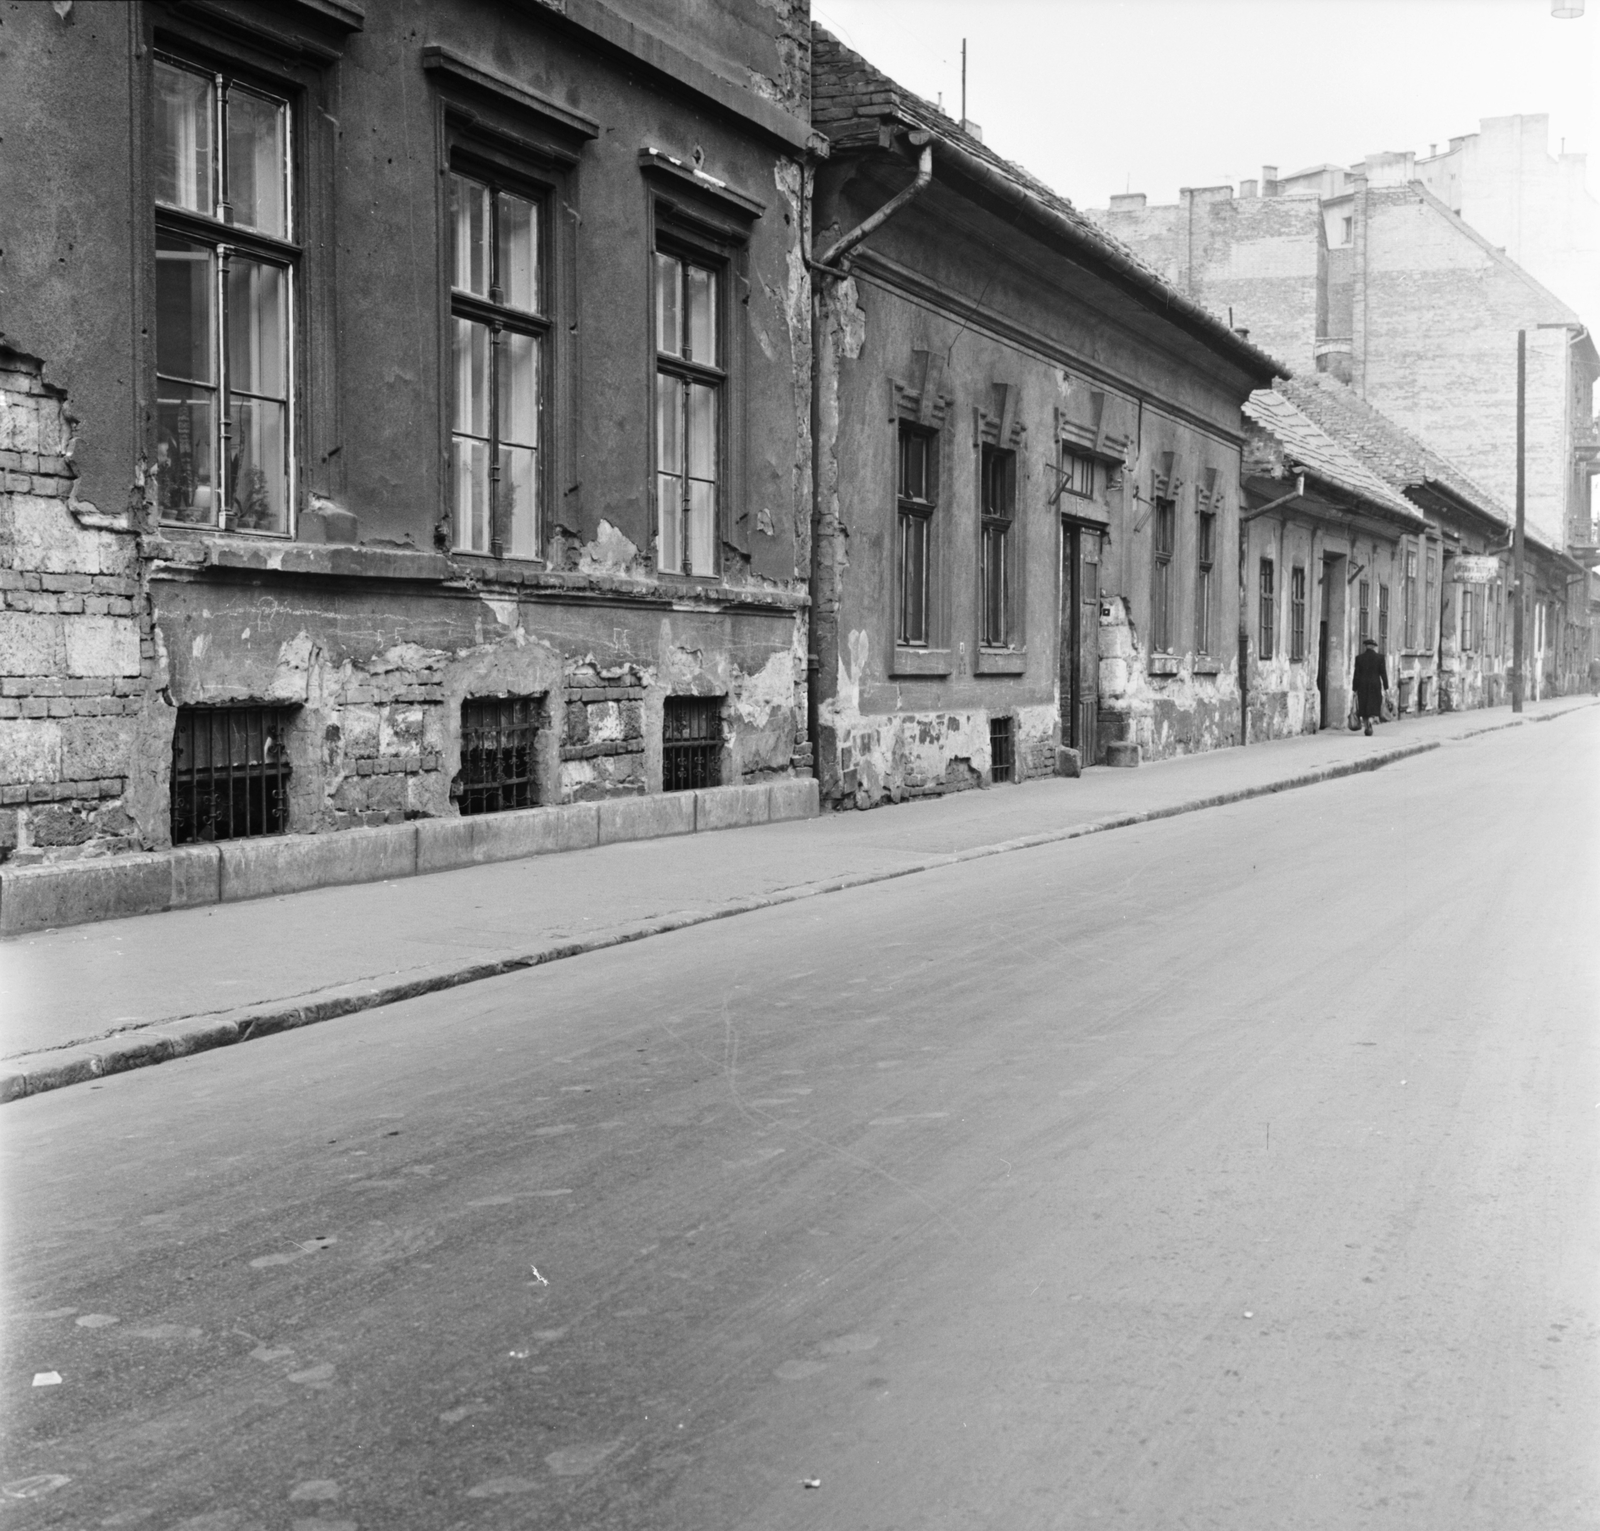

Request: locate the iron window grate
(989, 716), (1015, 783)
(662, 696), (722, 791)
(459, 696), (541, 816)
(171, 705), (292, 844)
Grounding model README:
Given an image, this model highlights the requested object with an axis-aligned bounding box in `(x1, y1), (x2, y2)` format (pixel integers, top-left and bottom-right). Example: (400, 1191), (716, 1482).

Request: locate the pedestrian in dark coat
(1352, 637), (1388, 736)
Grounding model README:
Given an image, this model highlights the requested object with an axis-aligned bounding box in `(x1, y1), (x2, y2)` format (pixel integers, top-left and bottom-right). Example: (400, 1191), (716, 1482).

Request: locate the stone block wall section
(0, 777), (820, 935)
(0, 346), (159, 866)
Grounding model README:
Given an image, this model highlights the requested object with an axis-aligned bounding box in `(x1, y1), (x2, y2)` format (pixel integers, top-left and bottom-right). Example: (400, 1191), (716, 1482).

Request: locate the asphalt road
(4, 714), (1597, 1530)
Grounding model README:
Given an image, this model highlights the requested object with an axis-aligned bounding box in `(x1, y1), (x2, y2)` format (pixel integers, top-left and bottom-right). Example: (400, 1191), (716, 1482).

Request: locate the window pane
(156, 386), (215, 524)
(156, 235), (215, 384)
(685, 262), (716, 364)
(656, 371), (683, 475)
(657, 473), (684, 572)
(655, 252), (682, 358)
(226, 258), (288, 401)
(453, 317), (490, 437)
(500, 444), (538, 560)
(230, 396), (289, 533)
(499, 331), (539, 449)
(899, 430), (926, 502)
(687, 478), (716, 576)
(450, 175), (490, 297)
(226, 86), (287, 238)
(900, 512), (928, 644)
(155, 60), (214, 216)
(452, 436), (490, 552)
(687, 381), (717, 482)
(983, 523), (1007, 644)
(497, 192), (538, 312)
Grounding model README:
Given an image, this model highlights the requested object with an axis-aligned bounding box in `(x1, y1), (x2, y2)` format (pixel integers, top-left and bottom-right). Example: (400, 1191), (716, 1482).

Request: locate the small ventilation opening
(457, 695), (542, 816)
(171, 705), (293, 844)
(989, 715), (1014, 784)
(662, 696), (722, 791)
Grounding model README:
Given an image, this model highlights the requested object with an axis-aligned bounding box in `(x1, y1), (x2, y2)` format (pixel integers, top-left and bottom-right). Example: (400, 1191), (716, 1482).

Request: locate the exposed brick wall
(560, 661), (647, 799)
(0, 346), (157, 864)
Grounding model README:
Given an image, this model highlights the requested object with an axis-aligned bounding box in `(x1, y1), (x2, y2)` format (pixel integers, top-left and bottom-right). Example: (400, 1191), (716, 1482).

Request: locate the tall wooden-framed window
(654, 248), (723, 575)
(1358, 578), (1371, 642)
(1425, 547), (1439, 648)
(980, 445), (1015, 647)
(898, 424), (936, 645)
(1194, 510), (1216, 655)
(1258, 557), (1276, 660)
(154, 54), (295, 535)
(1290, 565), (1307, 662)
(1150, 498), (1176, 652)
(1378, 582), (1391, 654)
(1402, 544), (1419, 649)
(449, 167), (545, 560)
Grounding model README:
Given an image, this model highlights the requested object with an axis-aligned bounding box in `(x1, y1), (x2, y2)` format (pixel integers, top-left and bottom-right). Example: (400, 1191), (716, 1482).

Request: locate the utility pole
(960, 39), (966, 125)
(1512, 330), (1526, 712)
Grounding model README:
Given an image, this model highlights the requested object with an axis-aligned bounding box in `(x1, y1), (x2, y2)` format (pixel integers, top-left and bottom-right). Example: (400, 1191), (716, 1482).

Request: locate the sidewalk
(3, 696), (1593, 1100)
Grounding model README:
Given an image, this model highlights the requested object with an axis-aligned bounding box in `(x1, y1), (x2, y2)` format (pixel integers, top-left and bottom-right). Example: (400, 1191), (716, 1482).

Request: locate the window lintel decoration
(891, 348), (951, 428)
(424, 46), (600, 151)
(976, 383), (1024, 449)
(1151, 451), (1184, 503)
(1056, 383), (1135, 465)
(1195, 467), (1223, 515)
(639, 148), (766, 225)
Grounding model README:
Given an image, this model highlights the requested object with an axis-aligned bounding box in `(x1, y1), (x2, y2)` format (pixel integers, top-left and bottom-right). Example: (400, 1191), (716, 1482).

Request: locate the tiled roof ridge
(1284, 373), (1511, 525)
(1244, 386), (1424, 525)
(809, 25), (1285, 378)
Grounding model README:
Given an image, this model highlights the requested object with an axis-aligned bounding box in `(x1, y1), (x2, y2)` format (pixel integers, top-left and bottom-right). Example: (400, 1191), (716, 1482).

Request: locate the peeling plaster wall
(3, 1), (814, 870)
(809, 149), (1264, 805)
(0, 348), (166, 865)
(1097, 596), (1242, 760)
(150, 577), (807, 833)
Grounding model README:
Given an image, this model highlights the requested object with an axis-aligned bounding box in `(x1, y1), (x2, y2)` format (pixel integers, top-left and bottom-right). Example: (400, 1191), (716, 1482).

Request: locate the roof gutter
(813, 136), (933, 270)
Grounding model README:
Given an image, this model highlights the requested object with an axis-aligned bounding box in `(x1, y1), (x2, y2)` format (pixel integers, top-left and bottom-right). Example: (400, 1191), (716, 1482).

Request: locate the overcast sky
(811, 0), (1599, 211)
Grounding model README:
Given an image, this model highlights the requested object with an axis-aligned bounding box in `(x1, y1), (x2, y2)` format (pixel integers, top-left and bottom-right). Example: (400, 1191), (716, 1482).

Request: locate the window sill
(1148, 653), (1181, 677)
(975, 647), (1027, 676)
(1193, 656), (1221, 675)
(891, 647), (952, 678)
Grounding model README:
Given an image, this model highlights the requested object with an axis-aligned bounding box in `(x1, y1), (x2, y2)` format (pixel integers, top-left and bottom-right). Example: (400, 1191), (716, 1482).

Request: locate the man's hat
(1362, 637), (1377, 646)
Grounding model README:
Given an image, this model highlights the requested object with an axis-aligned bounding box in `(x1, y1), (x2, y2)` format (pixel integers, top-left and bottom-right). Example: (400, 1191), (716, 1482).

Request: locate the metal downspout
(806, 142), (935, 789)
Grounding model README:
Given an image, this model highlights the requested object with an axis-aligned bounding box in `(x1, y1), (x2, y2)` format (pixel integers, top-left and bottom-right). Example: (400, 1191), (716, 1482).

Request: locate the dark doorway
(1317, 573), (1332, 729)
(1060, 523), (1099, 763)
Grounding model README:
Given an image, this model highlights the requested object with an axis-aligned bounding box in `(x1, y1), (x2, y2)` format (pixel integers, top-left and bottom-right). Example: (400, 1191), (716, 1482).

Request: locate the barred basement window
(989, 715), (1014, 783)
(458, 696), (541, 815)
(171, 705), (292, 844)
(662, 696), (722, 791)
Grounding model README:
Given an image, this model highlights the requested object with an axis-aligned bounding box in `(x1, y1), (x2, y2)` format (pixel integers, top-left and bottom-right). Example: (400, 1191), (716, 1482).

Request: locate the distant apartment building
(1416, 114), (1600, 343)
(1091, 159), (1599, 561)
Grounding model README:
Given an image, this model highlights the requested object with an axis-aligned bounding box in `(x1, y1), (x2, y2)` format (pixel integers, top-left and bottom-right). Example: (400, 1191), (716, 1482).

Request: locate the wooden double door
(1059, 523), (1100, 763)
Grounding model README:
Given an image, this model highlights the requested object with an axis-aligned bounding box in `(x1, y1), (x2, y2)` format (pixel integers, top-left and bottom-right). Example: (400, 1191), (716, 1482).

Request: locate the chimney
(1261, 164), (1279, 197)
(1109, 193), (1147, 212)
(960, 118), (983, 143)
(1239, 178), (1258, 199)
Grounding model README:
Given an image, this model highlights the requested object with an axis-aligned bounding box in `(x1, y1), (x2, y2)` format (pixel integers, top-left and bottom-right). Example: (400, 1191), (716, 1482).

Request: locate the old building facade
(807, 30), (1278, 807)
(1, 0), (815, 876)
(1240, 381), (1430, 738)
